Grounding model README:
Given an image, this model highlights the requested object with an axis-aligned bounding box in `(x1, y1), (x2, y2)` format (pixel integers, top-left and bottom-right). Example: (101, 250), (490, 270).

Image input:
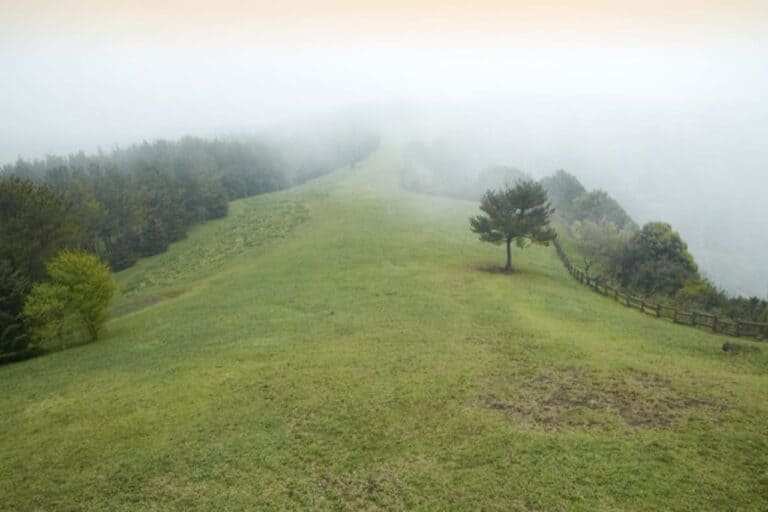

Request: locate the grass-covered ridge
(112, 198), (309, 318)
(1, 151), (766, 511)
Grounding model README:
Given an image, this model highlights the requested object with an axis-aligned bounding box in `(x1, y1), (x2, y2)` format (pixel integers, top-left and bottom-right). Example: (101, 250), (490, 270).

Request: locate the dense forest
(1, 131), (379, 357)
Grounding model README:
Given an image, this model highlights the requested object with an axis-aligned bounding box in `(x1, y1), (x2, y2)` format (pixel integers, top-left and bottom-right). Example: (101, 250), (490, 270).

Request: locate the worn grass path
(1, 150), (766, 511)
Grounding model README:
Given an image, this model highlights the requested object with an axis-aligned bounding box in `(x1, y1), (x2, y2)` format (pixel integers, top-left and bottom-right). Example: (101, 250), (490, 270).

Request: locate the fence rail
(552, 239), (767, 341)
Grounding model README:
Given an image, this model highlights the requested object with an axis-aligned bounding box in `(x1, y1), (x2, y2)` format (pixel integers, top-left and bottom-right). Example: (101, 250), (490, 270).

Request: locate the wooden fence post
(655, 304), (661, 317)
(640, 300), (645, 313)
(735, 322), (741, 337)
(672, 309), (678, 323)
(712, 316), (719, 334)
(691, 312), (697, 326)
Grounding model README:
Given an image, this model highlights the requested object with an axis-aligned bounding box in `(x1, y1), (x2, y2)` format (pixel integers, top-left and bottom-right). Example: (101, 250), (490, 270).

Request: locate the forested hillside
(0, 131), (379, 357)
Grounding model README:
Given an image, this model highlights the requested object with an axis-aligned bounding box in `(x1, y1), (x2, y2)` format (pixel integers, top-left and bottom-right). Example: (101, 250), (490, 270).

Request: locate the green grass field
(1, 150), (766, 511)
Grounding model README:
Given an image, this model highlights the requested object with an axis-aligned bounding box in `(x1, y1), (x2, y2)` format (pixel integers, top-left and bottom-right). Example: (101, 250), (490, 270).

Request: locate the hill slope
(1, 150), (766, 511)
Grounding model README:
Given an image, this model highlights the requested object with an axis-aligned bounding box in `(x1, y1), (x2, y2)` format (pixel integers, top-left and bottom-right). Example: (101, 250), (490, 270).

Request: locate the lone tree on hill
(470, 180), (557, 272)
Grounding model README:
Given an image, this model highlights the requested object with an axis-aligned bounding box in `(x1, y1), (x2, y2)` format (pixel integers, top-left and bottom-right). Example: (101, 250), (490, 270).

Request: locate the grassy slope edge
(1, 150), (766, 511)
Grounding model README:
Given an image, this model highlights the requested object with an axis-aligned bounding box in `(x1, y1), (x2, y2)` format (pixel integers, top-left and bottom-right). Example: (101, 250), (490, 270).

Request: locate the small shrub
(674, 279), (725, 311)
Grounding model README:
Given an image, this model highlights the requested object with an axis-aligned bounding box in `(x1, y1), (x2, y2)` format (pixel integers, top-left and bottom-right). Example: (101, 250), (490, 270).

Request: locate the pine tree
(470, 180), (557, 272)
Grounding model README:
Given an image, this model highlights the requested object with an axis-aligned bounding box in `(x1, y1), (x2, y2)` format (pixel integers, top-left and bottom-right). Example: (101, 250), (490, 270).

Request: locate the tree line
(541, 170), (768, 323)
(1, 132), (379, 358)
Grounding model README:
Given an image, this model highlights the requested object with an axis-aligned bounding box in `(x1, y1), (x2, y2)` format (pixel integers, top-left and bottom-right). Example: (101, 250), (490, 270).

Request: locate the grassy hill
(1, 150), (766, 511)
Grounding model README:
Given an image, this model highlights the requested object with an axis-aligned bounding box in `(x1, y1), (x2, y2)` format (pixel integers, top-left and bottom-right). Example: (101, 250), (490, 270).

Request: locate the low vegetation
(0, 151), (765, 510)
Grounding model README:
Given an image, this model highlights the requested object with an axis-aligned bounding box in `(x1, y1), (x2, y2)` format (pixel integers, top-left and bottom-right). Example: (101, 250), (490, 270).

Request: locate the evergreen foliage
(540, 170), (586, 219)
(470, 180), (557, 271)
(0, 178), (81, 354)
(572, 190), (636, 230)
(1, 131), (379, 357)
(541, 168), (766, 320)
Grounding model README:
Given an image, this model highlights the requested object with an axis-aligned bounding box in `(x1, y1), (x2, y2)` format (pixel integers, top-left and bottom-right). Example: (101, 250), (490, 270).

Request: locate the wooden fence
(552, 239), (768, 341)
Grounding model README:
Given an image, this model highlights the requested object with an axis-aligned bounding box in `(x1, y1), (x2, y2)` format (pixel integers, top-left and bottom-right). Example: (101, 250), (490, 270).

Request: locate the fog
(394, 94), (768, 297)
(2, 5), (767, 296)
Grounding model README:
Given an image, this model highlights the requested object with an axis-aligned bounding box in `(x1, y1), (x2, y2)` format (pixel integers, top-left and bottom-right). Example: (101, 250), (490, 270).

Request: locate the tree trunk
(505, 239), (512, 272)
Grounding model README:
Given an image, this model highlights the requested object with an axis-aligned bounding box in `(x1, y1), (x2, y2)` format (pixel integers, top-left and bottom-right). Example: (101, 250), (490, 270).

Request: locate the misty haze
(3, 42), (767, 296)
(1, 2), (766, 510)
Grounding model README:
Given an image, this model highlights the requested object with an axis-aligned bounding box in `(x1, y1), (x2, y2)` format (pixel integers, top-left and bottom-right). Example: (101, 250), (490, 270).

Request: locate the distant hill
(402, 140), (530, 200)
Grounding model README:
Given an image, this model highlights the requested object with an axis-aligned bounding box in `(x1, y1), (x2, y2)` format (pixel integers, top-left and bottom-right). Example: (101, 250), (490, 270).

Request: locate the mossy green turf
(1, 151), (766, 511)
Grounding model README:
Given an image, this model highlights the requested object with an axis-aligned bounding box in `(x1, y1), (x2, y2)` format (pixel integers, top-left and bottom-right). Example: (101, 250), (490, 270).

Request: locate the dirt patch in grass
(111, 287), (189, 318)
(304, 466), (407, 510)
(482, 366), (721, 430)
(475, 265), (517, 275)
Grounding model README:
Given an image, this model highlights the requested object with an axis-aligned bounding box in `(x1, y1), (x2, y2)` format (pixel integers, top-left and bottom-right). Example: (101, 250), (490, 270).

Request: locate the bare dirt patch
(475, 265), (518, 275)
(482, 366), (721, 430)
(309, 465), (407, 510)
(110, 287), (189, 318)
